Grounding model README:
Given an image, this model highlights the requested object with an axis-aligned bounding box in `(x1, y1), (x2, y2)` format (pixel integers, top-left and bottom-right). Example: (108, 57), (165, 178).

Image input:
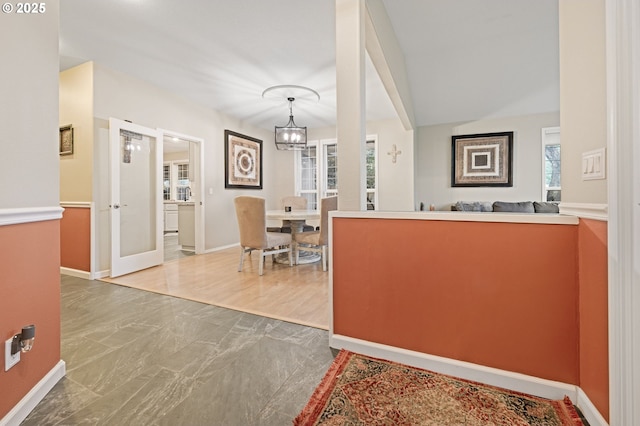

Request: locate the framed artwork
(59, 124), (74, 155)
(451, 131), (513, 187)
(224, 130), (263, 189)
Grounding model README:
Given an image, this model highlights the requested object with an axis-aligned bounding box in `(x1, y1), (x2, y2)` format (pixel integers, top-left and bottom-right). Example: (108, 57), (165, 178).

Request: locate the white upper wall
(1, 3), (59, 209)
(559, 0), (607, 204)
(415, 112), (560, 210)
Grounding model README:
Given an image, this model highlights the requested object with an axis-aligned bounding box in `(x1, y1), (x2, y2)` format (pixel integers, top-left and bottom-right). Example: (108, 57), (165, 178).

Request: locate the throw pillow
(492, 201), (535, 213)
(533, 201), (560, 213)
(454, 201), (493, 212)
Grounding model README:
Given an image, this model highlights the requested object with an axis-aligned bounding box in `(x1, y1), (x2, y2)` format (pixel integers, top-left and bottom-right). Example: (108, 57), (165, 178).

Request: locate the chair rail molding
(0, 206), (64, 226)
(559, 203), (608, 221)
(60, 201), (92, 208)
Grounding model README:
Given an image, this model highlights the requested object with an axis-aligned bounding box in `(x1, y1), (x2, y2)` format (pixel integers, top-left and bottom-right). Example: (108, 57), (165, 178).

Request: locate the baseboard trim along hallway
(0, 360), (66, 426)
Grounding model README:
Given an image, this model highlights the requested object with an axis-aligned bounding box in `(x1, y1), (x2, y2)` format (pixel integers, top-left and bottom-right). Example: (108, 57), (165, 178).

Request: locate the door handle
(113, 203), (120, 209)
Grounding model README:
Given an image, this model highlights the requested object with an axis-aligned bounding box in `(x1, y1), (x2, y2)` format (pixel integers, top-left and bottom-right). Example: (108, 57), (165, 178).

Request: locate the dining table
(266, 209), (321, 264)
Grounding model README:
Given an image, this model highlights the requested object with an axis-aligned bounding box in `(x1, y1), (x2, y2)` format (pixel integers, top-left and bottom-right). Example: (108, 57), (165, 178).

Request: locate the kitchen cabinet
(164, 203), (178, 232)
(178, 203), (195, 251)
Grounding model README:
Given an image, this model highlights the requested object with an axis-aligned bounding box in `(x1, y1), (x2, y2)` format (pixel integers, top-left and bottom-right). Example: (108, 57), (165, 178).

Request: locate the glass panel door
(109, 118), (163, 277)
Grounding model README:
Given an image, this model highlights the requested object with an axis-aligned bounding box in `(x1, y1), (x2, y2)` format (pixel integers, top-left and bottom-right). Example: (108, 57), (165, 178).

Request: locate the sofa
(451, 201), (559, 213)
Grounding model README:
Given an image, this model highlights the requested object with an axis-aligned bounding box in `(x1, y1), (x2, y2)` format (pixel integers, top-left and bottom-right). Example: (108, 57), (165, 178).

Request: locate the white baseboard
(60, 267), (91, 280)
(204, 243), (239, 253)
(331, 335), (610, 423)
(330, 334), (578, 402)
(93, 270), (111, 279)
(577, 387), (609, 426)
(0, 360), (66, 426)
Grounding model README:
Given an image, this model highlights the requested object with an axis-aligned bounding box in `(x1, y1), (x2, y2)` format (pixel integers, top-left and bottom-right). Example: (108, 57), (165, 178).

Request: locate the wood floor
(101, 245), (330, 330)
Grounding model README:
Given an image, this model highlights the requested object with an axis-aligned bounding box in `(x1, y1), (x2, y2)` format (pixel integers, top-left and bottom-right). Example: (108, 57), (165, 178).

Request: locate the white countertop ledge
(330, 211), (580, 225)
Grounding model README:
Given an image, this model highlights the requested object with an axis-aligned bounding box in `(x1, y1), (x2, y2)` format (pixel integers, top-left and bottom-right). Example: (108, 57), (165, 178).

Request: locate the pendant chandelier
(262, 85), (320, 151)
(275, 97), (307, 150)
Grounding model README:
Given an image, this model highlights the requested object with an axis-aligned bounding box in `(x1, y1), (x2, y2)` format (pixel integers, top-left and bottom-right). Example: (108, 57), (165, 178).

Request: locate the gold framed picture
(59, 124), (74, 155)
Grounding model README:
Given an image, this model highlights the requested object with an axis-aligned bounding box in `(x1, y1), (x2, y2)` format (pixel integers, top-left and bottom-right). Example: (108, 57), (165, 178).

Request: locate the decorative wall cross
(387, 144), (402, 163)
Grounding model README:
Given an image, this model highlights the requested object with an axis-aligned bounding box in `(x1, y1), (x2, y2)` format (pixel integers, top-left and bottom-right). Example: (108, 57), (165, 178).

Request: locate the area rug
(294, 350), (584, 425)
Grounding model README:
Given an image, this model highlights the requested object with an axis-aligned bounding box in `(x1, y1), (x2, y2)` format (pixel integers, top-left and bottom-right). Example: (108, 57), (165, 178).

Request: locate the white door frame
(160, 129), (205, 255)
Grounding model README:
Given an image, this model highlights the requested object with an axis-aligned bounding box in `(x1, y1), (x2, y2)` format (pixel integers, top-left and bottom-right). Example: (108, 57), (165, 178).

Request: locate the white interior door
(109, 118), (163, 277)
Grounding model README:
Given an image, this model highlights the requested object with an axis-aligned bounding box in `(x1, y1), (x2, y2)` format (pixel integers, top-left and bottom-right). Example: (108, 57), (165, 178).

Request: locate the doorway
(161, 130), (205, 261)
(107, 120), (205, 277)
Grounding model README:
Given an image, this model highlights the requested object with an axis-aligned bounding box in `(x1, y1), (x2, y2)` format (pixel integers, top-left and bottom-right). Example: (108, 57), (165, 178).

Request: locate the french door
(109, 118), (163, 277)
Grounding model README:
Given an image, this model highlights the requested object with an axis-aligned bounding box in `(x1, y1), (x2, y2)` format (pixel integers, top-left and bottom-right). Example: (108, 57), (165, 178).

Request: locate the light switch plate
(582, 148), (606, 180)
(5, 338), (20, 371)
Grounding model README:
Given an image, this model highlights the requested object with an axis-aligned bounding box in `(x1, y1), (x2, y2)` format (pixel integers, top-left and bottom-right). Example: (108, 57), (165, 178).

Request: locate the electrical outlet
(5, 338), (20, 371)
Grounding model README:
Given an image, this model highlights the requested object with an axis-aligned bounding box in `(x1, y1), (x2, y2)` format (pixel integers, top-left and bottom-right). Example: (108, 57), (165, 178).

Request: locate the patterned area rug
(294, 350), (584, 425)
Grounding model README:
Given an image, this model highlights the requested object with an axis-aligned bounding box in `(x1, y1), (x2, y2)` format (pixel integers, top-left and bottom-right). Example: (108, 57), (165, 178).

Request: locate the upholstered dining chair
(293, 196), (337, 272)
(267, 196), (315, 233)
(234, 196), (292, 276)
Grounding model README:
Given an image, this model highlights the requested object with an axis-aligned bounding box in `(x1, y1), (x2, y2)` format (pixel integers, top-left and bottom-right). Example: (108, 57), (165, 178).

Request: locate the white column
(606, 0), (640, 424)
(336, 0), (367, 211)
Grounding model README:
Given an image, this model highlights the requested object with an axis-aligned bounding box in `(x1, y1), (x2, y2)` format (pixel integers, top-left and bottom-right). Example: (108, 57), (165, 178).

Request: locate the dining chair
(267, 196), (315, 233)
(293, 196), (337, 271)
(234, 196), (292, 276)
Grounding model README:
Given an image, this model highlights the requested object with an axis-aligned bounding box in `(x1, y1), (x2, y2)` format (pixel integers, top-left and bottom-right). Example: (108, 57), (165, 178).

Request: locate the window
(297, 144), (318, 209)
(541, 127), (561, 202)
(164, 161), (191, 201)
(163, 165), (171, 200)
(176, 163), (190, 201)
(366, 139), (377, 210)
(322, 139), (338, 199)
(295, 137), (377, 210)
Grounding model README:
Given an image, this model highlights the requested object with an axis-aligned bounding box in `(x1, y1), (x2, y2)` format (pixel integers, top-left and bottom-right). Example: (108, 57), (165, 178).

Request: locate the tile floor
(22, 275), (336, 425)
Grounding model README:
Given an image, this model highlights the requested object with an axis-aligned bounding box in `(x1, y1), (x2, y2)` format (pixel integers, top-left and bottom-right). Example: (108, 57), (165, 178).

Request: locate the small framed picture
(59, 125), (74, 155)
(224, 130), (263, 189)
(451, 131), (513, 187)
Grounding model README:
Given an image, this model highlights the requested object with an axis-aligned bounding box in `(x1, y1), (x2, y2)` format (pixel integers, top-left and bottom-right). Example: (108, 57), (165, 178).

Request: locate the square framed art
(224, 130), (262, 189)
(451, 131), (513, 187)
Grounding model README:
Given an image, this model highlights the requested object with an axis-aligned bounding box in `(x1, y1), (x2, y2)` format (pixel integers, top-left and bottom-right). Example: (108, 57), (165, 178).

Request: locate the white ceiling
(59, 0), (559, 130)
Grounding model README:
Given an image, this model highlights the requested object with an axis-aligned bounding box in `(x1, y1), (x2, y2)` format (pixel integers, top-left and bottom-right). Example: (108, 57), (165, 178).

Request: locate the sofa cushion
(492, 201), (535, 213)
(453, 201), (493, 212)
(533, 201), (560, 213)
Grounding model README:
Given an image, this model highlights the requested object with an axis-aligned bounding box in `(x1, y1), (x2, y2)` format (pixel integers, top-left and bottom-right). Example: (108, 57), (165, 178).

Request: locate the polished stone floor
(22, 275), (336, 425)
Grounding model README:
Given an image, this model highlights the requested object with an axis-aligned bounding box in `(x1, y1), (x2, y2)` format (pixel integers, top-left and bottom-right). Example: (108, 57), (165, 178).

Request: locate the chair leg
(321, 245), (327, 272)
(258, 249), (265, 276)
(238, 246), (245, 272)
(294, 242), (299, 265)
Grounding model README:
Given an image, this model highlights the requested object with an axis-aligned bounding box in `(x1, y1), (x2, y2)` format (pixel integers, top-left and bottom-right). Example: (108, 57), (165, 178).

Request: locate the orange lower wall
(60, 207), (91, 272)
(332, 218), (579, 384)
(578, 219), (609, 421)
(0, 220), (61, 418)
